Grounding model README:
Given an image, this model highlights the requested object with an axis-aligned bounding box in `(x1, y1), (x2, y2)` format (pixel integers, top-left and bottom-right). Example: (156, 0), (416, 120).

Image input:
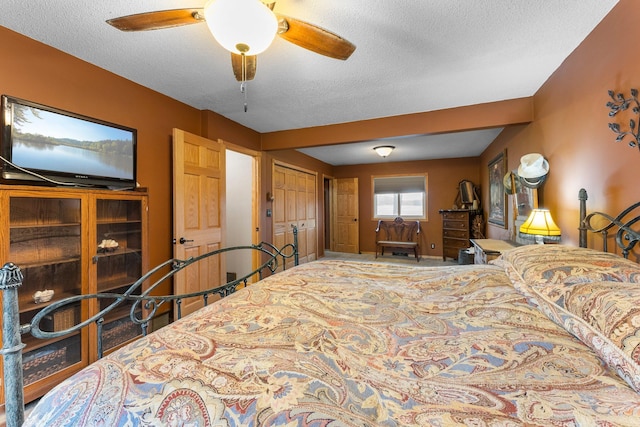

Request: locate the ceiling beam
(261, 97), (533, 151)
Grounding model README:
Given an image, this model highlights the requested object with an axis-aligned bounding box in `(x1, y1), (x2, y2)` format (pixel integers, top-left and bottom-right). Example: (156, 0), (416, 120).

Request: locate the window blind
(373, 175), (426, 194)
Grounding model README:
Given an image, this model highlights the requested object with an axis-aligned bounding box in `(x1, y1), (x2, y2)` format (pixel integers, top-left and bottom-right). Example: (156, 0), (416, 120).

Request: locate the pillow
(529, 280), (640, 393)
(493, 245), (640, 392)
(493, 244), (640, 286)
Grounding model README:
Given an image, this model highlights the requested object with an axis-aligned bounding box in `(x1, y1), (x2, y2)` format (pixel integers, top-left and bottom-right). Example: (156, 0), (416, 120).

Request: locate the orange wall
(0, 27), (247, 268)
(334, 157), (479, 256)
(480, 0), (640, 252)
(201, 110), (261, 151)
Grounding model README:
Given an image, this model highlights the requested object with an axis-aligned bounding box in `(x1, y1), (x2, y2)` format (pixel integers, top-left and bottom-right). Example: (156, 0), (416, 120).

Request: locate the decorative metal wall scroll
(607, 88), (640, 151)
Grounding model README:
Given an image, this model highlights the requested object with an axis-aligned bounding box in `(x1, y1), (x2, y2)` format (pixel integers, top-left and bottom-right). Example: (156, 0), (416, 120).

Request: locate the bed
(3, 188), (640, 426)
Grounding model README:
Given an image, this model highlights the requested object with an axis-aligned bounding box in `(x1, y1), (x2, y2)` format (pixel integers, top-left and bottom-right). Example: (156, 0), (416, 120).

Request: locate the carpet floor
(320, 251), (459, 267)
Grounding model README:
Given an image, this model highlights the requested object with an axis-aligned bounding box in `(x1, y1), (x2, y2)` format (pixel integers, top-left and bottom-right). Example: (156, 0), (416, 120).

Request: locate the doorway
(324, 176), (333, 250)
(225, 147), (260, 283)
(333, 177), (359, 254)
(324, 176), (360, 254)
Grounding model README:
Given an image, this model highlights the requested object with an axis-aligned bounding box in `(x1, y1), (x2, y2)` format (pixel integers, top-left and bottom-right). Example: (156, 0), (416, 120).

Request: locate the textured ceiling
(298, 128), (505, 166)
(0, 0), (619, 164)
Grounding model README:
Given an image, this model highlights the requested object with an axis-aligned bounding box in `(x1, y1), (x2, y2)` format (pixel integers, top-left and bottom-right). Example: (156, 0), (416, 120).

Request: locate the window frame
(372, 174), (428, 221)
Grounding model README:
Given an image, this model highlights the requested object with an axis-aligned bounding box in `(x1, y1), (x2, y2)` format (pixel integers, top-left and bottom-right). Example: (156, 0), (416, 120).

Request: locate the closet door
(299, 171), (317, 262)
(272, 163), (316, 267)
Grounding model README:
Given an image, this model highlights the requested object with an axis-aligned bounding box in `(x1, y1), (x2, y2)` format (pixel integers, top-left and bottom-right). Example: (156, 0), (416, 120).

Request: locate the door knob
(179, 237), (194, 244)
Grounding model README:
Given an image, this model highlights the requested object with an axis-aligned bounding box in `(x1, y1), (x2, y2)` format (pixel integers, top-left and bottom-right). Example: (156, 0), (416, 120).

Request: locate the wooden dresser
(439, 209), (480, 261)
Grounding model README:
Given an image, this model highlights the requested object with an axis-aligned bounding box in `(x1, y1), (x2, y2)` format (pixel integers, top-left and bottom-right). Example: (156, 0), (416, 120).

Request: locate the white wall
(225, 150), (253, 279)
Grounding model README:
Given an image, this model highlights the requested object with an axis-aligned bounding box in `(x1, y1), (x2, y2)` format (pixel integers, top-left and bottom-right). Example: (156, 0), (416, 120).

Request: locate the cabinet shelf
(97, 219), (142, 225)
(97, 275), (140, 293)
(18, 290), (81, 315)
(22, 330), (81, 353)
(0, 186), (148, 407)
(11, 222), (81, 230)
(102, 305), (141, 323)
(94, 247), (142, 257)
(15, 256), (81, 271)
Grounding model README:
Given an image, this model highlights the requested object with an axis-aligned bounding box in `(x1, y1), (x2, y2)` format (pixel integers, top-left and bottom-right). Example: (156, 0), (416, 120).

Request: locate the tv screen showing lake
(10, 103), (135, 180)
(13, 140), (133, 179)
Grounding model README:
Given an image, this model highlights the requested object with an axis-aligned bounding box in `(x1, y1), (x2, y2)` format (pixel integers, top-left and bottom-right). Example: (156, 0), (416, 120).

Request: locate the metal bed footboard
(0, 228), (298, 427)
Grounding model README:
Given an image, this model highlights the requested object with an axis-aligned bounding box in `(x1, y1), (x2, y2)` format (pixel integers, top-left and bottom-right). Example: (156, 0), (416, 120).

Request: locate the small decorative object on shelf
(33, 290), (54, 304)
(606, 88), (640, 150)
(97, 239), (119, 253)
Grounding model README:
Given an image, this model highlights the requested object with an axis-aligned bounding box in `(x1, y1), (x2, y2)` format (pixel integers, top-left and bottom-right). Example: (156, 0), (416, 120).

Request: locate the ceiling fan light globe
(204, 0), (278, 55)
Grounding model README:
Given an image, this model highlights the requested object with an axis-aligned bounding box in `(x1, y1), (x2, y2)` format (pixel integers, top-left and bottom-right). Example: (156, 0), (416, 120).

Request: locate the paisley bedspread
(24, 259), (640, 426)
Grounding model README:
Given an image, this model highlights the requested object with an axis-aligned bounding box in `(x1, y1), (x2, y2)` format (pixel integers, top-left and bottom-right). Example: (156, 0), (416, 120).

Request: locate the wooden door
(272, 164), (287, 252)
(302, 172), (317, 261)
(173, 129), (225, 317)
(334, 177), (359, 253)
(273, 163), (316, 268)
(295, 170), (318, 263)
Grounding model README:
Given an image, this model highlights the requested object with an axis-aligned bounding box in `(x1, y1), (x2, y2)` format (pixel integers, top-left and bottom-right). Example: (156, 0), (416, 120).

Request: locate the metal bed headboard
(0, 228), (298, 427)
(578, 188), (640, 257)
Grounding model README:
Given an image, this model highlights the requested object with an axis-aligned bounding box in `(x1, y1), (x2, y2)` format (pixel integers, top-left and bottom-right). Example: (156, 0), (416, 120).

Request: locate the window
(373, 174), (427, 219)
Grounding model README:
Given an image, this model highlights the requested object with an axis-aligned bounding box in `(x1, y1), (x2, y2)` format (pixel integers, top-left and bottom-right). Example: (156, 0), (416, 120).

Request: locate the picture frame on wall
(488, 150), (507, 227)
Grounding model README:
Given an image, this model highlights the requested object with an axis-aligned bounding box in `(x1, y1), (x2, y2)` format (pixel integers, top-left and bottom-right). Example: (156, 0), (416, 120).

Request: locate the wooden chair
(375, 217), (421, 262)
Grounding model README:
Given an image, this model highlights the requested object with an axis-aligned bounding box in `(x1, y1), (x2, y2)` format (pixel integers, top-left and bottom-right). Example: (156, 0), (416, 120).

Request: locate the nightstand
(470, 239), (519, 264)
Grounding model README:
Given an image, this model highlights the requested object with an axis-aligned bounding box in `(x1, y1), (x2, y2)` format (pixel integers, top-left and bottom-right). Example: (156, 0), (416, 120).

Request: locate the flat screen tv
(1, 95), (136, 189)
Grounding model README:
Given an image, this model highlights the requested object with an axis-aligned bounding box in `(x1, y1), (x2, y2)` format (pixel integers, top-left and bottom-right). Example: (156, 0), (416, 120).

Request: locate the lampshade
(519, 209), (561, 243)
(204, 0), (278, 55)
(374, 145), (395, 158)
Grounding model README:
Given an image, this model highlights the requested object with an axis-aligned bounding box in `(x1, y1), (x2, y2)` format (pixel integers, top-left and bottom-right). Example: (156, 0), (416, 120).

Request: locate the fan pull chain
(240, 82), (248, 112)
(240, 53), (248, 112)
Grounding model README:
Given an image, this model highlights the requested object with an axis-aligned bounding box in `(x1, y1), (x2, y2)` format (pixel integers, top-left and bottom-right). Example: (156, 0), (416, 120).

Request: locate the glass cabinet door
(94, 197), (144, 353)
(9, 196), (83, 386)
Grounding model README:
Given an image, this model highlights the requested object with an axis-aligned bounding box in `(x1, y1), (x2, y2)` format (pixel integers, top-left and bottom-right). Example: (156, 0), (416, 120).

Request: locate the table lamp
(519, 209), (561, 244)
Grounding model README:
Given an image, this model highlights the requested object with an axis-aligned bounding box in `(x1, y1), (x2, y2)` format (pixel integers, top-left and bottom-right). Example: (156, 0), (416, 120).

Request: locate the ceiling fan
(106, 0), (356, 82)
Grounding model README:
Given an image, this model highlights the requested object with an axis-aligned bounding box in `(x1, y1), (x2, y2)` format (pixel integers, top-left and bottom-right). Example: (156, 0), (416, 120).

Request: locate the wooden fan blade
(107, 9), (205, 32)
(231, 54), (257, 82)
(276, 15), (356, 60)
